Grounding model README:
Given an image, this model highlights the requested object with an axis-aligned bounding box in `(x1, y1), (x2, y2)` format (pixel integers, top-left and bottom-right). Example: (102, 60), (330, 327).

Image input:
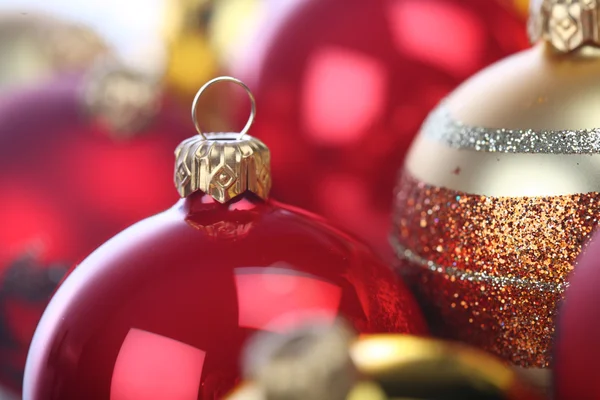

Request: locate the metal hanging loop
(191, 76), (256, 141)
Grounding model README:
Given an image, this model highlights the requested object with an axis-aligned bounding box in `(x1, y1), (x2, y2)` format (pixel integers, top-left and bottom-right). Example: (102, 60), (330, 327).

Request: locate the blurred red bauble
(23, 104), (427, 399)
(231, 0), (528, 256)
(0, 77), (188, 394)
(554, 231), (600, 400)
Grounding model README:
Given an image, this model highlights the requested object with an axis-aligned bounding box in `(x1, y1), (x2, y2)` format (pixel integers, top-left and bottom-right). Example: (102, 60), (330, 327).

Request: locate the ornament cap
(529, 0), (600, 52)
(83, 59), (161, 136)
(175, 76), (271, 203)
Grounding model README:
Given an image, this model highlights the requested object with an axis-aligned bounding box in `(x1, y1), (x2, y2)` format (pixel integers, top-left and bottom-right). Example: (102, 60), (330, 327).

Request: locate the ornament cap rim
(192, 76), (256, 141)
(174, 132), (272, 203)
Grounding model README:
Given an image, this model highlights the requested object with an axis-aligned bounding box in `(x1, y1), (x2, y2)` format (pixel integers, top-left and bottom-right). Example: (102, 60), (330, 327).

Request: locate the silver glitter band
(422, 103), (600, 154)
(390, 236), (567, 293)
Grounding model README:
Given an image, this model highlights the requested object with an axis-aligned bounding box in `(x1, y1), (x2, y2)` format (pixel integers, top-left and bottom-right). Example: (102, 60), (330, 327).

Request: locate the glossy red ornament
(24, 189), (427, 400)
(231, 0), (528, 257)
(553, 231), (600, 400)
(0, 77), (189, 394)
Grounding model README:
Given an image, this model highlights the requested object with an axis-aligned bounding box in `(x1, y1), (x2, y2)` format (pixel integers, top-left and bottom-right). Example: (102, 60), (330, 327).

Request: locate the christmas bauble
(162, 0), (219, 102)
(230, 0), (528, 256)
(23, 77), (427, 400)
(392, 0), (600, 370)
(0, 76), (188, 394)
(161, 0), (231, 133)
(227, 322), (544, 400)
(0, 12), (108, 95)
(553, 231), (600, 400)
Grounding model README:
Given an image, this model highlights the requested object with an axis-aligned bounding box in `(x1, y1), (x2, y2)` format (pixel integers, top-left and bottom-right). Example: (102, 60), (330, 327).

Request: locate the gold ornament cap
(174, 76), (271, 203)
(529, 0), (600, 52)
(240, 319), (358, 400)
(83, 59), (162, 137)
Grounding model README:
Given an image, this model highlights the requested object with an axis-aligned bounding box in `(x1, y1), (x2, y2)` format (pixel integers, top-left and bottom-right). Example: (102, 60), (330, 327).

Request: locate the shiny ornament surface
(393, 0), (600, 369)
(0, 78), (188, 393)
(553, 231), (600, 400)
(228, 327), (544, 400)
(231, 0), (528, 256)
(23, 77), (427, 399)
(23, 194), (426, 400)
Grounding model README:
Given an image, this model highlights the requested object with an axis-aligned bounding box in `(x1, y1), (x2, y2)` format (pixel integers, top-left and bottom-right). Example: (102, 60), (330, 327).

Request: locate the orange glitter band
(392, 172), (600, 367)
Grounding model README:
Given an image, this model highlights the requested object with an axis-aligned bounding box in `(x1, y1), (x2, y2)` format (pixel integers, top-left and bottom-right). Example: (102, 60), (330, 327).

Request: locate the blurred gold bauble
(393, 0), (600, 372)
(349, 335), (542, 400)
(162, 0), (217, 97)
(0, 13), (109, 93)
(228, 335), (542, 400)
(227, 382), (393, 400)
(208, 0), (264, 69)
(161, 0), (229, 131)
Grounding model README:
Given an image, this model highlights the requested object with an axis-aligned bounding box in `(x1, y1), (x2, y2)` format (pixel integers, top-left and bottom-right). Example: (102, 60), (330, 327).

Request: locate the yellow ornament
(392, 0), (600, 375)
(161, 0), (233, 132)
(208, 0), (264, 69)
(161, 0), (219, 101)
(226, 322), (544, 399)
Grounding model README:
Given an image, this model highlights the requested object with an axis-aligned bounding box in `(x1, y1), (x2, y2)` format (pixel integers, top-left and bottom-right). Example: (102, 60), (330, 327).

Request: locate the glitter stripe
(390, 236), (567, 293)
(422, 102), (600, 154)
(392, 171), (598, 284)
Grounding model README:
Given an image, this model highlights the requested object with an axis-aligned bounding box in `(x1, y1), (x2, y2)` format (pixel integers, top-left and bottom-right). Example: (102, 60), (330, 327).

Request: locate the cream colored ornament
(0, 13), (108, 93)
(208, 0), (264, 70)
(392, 0), (600, 373)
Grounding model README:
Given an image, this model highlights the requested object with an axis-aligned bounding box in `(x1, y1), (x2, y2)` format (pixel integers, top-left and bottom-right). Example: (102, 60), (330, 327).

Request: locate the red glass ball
(554, 231), (600, 400)
(231, 0), (528, 257)
(24, 192), (427, 400)
(0, 77), (189, 394)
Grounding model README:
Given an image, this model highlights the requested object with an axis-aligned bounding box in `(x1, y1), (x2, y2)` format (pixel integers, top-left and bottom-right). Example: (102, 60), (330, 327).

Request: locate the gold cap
(529, 0), (600, 52)
(174, 76), (271, 203)
(241, 319), (358, 400)
(83, 59), (162, 137)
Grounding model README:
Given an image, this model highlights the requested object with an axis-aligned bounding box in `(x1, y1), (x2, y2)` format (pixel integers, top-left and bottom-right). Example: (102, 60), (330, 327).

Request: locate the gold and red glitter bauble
(392, 0), (600, 370)
(229, 0), (527, 258)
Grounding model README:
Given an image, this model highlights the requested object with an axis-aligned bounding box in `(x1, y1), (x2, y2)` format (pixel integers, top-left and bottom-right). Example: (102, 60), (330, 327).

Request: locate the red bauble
(231, 0), (528, 256)
(553, 231), (600, 400)
(23, 190), (427, 400)
(0, 77), (188, 393)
